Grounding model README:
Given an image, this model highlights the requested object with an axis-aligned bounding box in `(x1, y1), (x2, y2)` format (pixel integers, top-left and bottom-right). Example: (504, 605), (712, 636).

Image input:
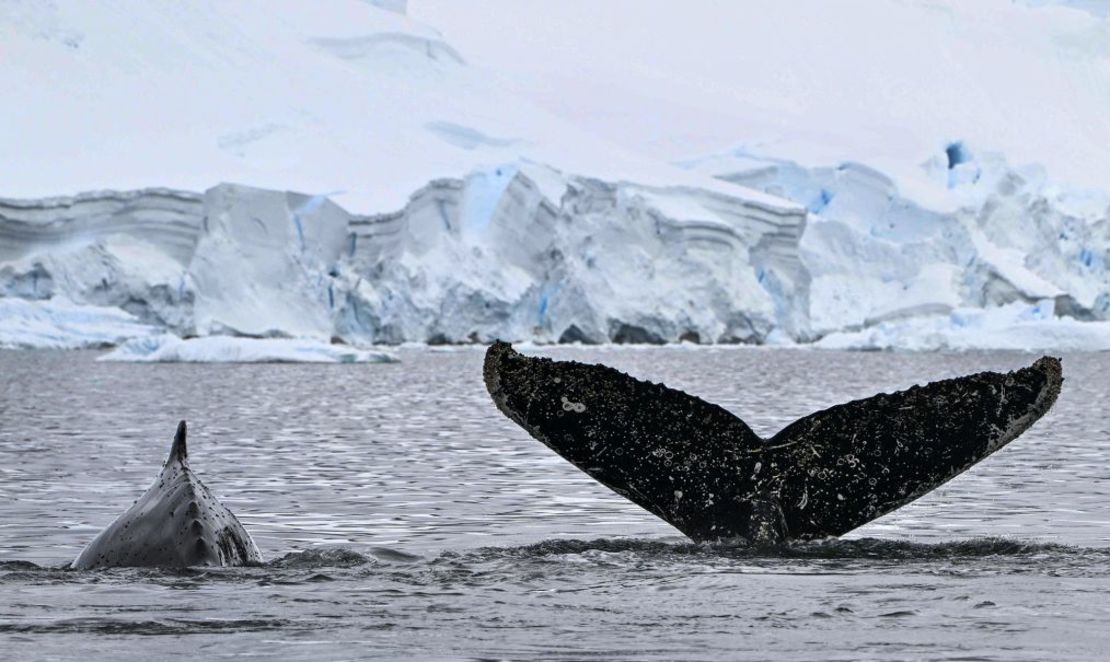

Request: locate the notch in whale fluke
(484, 341), (1063, 545)
(169, 420), (188, 464)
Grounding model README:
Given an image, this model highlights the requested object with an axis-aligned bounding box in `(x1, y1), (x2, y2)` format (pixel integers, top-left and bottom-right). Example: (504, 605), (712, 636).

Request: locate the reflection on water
(1, 347), (1108, 659)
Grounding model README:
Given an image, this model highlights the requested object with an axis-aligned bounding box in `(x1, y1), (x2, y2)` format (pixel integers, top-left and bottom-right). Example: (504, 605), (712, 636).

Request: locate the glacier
(4, 157), (1109, 352)
(681, 147), (1110, 340)
(2, 0), (1109, 352)
(0, 171), (808, 348)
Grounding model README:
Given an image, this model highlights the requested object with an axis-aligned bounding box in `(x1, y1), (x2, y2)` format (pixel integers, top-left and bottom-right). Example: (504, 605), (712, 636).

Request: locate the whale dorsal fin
(71, 418), (263, 569)
(167, 420), (188, 465)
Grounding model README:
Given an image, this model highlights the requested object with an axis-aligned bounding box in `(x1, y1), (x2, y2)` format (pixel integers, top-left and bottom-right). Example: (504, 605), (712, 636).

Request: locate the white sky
(410, 0), (1110, 189)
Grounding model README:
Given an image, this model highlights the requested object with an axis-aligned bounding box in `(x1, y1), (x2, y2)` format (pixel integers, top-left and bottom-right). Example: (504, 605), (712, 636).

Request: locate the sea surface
(1, 346), (1108, 661)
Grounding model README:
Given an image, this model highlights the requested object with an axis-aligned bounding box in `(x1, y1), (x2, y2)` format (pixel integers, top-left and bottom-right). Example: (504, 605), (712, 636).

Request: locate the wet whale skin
(72, 421), (261, 569)
(484, 342), (1062, 544)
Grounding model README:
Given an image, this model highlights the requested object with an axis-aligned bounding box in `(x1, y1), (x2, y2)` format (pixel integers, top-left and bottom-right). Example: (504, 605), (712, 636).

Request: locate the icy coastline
(0, 173), (809, 349)
(2, 0), (1107, 353)
(2, 170), (1108, 353)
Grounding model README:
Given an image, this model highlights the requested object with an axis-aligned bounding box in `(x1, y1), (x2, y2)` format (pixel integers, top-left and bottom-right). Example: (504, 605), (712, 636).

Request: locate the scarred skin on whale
(71, 421), (261, 569)
(483, 341), (1063, 544)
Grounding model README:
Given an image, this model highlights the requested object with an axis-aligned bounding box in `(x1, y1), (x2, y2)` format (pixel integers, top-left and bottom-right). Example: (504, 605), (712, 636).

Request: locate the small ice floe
(0, 297), (157, 350)
(815, 300), (1110, 352)
(99, 334), (397, 364)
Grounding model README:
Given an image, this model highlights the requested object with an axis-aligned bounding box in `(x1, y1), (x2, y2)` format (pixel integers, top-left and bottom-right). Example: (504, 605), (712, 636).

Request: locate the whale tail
(484, 341), (1062, 544)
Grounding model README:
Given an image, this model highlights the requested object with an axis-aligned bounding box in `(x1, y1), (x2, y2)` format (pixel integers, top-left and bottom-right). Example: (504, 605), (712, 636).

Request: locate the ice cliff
(683, 148), (1110, 339)
(5, 153), (1107, 351)
(0, 169), (809, 347)
(0, 189), (201, 333)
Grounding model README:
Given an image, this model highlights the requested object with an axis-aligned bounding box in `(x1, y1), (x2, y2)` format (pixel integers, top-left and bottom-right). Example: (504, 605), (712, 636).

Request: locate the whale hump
(484, 342), (1062, 544)
(71, 421), (261, 569)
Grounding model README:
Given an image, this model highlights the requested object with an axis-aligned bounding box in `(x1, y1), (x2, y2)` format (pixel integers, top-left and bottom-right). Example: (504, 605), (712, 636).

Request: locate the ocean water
(1, 346), (1108, 660)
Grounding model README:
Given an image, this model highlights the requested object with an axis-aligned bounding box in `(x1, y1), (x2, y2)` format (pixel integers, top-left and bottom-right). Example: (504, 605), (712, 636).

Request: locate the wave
(465, 536), (1098, 561)
(0, 617), (291, 635)
(3, 537), (1105, 582)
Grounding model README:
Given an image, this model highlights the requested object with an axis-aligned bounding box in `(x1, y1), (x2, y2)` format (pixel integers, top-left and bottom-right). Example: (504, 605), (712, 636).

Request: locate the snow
(414, 0), (1110, 195)
(0, 297), (158, 350)
(0, 0), (767, 213)
(100, 334), (397, 363)
(1, 1), (1109, 352)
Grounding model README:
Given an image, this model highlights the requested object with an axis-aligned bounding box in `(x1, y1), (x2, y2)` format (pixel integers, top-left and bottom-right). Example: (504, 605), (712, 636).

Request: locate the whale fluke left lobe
(485, 340), (767, 542)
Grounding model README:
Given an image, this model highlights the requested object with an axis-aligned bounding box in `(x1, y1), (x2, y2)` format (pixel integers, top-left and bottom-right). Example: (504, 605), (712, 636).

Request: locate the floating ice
(100, 334), (397, 364)
(816, 301), (1110, 352)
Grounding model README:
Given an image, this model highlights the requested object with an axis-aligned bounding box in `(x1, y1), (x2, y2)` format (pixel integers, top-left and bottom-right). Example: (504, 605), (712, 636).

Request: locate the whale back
(71, 421), (261, 569)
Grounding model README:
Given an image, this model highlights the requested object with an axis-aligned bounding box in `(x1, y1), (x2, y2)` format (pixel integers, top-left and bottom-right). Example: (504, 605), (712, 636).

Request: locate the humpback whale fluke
(484, 342), (1062, 544)
(72, 420), (262, 569)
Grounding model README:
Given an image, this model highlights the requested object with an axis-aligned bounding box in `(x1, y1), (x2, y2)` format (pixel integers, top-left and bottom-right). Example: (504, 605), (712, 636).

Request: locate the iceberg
(189, 185), (350, 339)
(100, 334), (397, 364)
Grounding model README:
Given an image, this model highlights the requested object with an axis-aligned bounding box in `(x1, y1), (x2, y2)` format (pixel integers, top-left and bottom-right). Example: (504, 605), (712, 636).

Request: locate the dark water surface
(1, 347), (1108, 660)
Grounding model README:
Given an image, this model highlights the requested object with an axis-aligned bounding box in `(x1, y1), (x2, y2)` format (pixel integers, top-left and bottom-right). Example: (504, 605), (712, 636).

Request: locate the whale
(483, 342), (1063, 544)
(72, 421), (261, 569)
